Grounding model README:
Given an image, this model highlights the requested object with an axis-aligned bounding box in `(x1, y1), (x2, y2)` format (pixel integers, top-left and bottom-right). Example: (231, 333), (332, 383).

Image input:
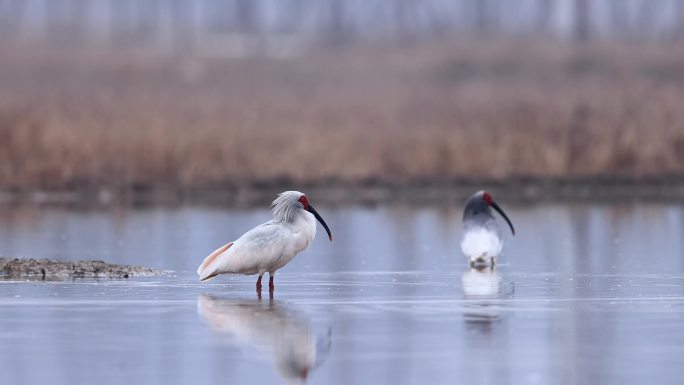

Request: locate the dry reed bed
(1, 41), (684, 191)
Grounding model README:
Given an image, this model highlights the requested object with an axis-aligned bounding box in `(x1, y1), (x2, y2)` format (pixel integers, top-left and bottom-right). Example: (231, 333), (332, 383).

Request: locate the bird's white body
(198, 209), (317, 281)
(197, 190), (332, 286)
(460, 223), (503, 263)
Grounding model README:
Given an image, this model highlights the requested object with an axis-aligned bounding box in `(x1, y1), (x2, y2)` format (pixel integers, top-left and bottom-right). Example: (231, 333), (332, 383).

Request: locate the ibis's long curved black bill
(307, 204), (333, 241)
(491, 202), (515, 236)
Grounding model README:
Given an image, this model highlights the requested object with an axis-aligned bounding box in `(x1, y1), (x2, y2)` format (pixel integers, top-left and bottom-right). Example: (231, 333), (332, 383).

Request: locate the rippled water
(1, 203), (683, 385)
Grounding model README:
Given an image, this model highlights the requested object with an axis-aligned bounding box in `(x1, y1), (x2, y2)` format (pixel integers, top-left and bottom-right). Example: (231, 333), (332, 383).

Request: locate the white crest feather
(271, 191), (304, 223)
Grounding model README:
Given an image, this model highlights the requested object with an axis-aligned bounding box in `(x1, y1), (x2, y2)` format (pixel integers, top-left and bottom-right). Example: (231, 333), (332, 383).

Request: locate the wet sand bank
(0, 258), (164, 279)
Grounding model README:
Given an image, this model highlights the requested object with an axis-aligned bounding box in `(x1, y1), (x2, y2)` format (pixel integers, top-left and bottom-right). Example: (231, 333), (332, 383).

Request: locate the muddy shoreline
(0, 258), (164, 279)
(1, 177), (684, 207)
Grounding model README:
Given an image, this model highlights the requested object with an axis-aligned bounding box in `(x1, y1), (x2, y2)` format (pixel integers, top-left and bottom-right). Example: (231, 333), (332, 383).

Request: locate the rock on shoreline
(0, 258), (163, 279)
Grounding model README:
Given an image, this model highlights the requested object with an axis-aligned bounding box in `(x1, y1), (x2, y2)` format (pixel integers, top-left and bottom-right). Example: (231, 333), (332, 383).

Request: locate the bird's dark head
(463, 190), (515, 236)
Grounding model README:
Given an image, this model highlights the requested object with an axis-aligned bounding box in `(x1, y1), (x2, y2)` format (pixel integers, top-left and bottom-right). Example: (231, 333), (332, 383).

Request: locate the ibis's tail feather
(197, 242), (233, 282)
(200, 271), (219, 282)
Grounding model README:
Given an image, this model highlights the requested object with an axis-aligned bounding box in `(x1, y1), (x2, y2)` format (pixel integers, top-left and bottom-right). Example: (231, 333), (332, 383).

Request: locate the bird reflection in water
(461, 266), (504, 334)
(197, 294), (331, 383)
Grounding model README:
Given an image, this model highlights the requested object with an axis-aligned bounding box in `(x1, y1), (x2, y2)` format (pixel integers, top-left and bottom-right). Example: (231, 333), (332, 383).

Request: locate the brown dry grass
(1, 40), (684, 191)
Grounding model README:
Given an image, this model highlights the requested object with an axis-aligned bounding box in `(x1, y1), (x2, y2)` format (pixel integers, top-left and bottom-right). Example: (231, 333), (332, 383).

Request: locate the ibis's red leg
(256, 275), (263, 292)
(269, 274), (275, 292)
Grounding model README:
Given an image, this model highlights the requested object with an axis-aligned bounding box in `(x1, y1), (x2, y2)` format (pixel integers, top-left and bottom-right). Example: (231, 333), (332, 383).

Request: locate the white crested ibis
(197, 191), (332, 292)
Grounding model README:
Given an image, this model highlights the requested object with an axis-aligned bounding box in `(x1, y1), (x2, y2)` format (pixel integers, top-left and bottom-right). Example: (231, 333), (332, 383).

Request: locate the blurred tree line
(2, 0), (684, 51)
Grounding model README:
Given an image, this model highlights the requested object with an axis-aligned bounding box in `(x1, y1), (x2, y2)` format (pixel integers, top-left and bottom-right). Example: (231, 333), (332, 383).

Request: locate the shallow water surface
(1, 203), (683, 385)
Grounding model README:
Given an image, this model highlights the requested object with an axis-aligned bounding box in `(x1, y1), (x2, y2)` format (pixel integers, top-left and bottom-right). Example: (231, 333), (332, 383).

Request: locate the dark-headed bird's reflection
(461, 266), (504, 334)
(462, 266), (502, 299)
(197, 294), (331, 383)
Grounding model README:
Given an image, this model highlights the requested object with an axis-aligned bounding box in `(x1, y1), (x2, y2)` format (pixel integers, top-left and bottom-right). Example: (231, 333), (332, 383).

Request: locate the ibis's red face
(482, 191), (515, 236)
(298, 195), (310, 210)
(482, 192), (493, 205)
(298, 194), (332, 241)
